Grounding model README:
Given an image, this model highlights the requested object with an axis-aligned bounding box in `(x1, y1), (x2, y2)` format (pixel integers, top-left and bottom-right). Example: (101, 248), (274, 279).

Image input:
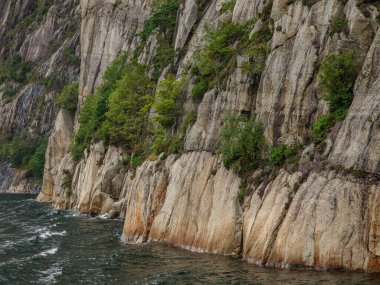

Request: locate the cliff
(1, 0), (379, 272)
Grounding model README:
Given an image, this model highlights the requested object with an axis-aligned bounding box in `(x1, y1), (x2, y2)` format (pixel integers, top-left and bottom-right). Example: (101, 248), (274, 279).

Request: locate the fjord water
(1, 194), (379, 285)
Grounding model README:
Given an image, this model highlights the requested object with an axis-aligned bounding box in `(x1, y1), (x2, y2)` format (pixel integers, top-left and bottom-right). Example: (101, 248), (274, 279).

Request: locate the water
(1, 194), (379, 285)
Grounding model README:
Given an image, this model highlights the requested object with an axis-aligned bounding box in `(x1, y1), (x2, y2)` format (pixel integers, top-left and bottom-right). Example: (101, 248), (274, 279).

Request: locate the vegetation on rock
(219, 114), (264, 174)
(56, 82), (79, 112)
(0, 135), (48, 180)
(312, 51), (357, 143)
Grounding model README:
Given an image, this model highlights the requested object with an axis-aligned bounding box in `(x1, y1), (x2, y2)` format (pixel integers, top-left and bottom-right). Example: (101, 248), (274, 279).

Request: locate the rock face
(2, 0), (379, 273)
(0, 0), (80, 193)
(243, 171), (380, 272)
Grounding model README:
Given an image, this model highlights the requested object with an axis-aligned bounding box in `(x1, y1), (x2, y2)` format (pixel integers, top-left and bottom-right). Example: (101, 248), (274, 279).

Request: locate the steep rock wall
(33, 0), (380, 273)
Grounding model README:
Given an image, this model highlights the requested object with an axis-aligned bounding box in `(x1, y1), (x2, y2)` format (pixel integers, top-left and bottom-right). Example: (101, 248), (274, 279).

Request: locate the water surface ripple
(0, 194), (379, 284)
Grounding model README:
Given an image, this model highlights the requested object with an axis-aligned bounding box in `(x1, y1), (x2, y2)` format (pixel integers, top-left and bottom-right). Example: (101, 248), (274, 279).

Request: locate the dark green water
(1, 194), (380, 284)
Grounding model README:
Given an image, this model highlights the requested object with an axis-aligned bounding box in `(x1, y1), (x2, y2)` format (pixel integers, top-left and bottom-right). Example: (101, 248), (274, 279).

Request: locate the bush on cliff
(191, 1), (272, 100)
(70, 52), (132, 161)
(103, 63), (154, 150)
(312, 51), (357, 143)
(138, 0), (180, 45)
(56, 82), (79, 112)
(0, 134), (48, 180)
(0, 53), (32, 84)
(219, 114), (264, 173)
(318, 51), (357, 119)
(269, 144), (296, 166)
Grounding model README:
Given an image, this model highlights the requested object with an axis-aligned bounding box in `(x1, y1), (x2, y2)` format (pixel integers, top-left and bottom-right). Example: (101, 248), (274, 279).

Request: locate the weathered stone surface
(329, 28), (380, 173)
(121, 152), (242, 255)
(243, 171), (380, 272)
(37, 109), (75, 203)
(79, 0), (150, 101)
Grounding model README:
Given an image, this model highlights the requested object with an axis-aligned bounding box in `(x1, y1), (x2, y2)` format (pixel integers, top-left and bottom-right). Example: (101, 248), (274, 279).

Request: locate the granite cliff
(1, 0), (379, 272)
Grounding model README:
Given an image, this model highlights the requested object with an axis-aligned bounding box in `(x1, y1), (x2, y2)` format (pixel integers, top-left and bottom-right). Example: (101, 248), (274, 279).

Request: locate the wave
(38, 230), (67, 240)
(38, 247), (59, 257)
(38, 264), (62, 284)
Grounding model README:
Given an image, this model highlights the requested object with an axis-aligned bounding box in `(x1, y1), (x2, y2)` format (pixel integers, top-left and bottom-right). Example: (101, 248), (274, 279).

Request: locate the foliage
(269, 144), (296, 166)
(62, 47), (80, 66)
(331, 17), (348, 34)
(318, 51), (357, 118)
(104, 63), (154, 150)
(237, 181), (248, 204)
(153, 74), (185, 128)
(71, 52), (132, 161)
(2, 85), (17, 102)
(182, 110), (197, 133)
(151, 37), (176, 80)
(26, 137), (49, 179)
(221, 0), (236, 14)
(219, 114), (264, 173)
(123, 154), (144, 169)
(191, 78), (209, 101)
(242, 26), (272, 78)
(39, 73), (62, 91)
(0, 54), (32, 84)
(56, 82), (79, 112)
(191, 5), (272, 100)
(0, 134), (48, 180)
(35, 0), (54, 22)
(138, 0), (180, 45)
(311, 114), (334, 144)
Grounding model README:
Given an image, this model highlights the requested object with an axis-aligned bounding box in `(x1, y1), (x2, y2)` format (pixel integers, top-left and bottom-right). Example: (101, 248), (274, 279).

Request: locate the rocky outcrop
(122, 152), (242, 254)
(329, 28), (380, 173)
(79, 0), (150, 101)
(243, 170), (380, 272)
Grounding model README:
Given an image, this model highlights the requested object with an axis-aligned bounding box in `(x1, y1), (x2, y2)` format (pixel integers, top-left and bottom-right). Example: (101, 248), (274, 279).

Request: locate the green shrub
(35, 0), (54, 22)
(331, 17), (348, 34)
(0, 134), (48, 180)
(62, 47), (80, 66)
(104, 63), (154, 149)
(310, 51), (357, 144)
(269, 144), (295, 166)
(318, 51), (357, 117)
(221, 0), (236, 14)
(191, 9), (271, 99)
(153, 74), (185, 128)
(237, 181), (248, 204)
(219, 114), (264, 173)
(311, 114), (334, 144)
(71, 52), (132, 161)
(2, 85), (17, 101)
(151, 37), (176, 80)
(0, 54), (32, 84)
(138, 0), (180, 45)
(122, 154), (144, 169)
(167, 135), (183, 154)
(191, 78), (209, 101)
(194, 20), (248, 81)
(40, 73), (62, 91)
(26, 136), (48, 179)
(56, 82), (78, 112)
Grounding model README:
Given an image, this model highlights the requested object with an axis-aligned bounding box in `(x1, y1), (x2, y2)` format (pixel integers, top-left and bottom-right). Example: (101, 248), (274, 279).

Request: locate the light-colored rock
(243, 171), (380, 272)
(122, 151), (242, 255)
(329, 28), (380, 173)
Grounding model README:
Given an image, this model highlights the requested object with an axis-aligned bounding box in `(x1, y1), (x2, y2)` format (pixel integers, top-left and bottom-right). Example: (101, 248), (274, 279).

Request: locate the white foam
(39, 230), (67, 240)
(38, 247), (58, 257)
(38, 264), (62, 284)
(99, 213), (108, 220)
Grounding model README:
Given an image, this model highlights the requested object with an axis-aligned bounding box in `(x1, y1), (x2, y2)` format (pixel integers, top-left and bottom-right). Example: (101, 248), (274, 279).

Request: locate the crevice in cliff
(262, 191), (294, 266)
